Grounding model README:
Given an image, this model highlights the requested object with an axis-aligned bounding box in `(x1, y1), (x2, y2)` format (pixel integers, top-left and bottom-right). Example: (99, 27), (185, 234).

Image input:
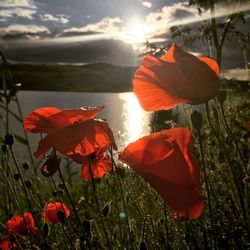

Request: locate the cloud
(0, 24), (50, 36)
(145, 2), (196, 38)
(0, 0), (37, 21)
(0, 8), (36, 19)
(0, 0), (36, 8)
(63, 17), (123, 34)
(142, 1), (152, 8)
(40, 14), (69, 23)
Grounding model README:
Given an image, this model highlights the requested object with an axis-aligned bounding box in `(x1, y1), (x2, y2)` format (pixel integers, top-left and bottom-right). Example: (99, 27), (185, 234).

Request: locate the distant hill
(9, 63), (136, 92)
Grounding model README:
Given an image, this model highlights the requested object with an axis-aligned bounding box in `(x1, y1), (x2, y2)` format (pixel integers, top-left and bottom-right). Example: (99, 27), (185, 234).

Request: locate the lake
(5, 91), (152, 161)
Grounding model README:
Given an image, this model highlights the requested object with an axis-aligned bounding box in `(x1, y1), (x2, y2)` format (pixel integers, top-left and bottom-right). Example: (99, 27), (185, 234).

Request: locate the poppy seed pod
(133, 43), (220, 111)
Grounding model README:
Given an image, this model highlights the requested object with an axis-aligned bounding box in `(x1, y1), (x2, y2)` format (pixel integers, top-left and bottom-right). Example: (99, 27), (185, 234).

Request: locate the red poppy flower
(5, 213), (40, 236)
(79, 151), (112, 180)
(24, 106), (104, 134)
(0, 235), (17, 250)
(42, 202), (70, 224)
(33, 119), (117, 159)
(244, 121), (250, 131)
(133, 43), (220, 111)
(24, 106), (117, 180)
(118, 127), (204, 219)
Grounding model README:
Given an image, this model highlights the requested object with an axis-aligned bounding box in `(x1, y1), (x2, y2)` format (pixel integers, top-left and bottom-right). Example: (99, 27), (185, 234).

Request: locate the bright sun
(121, 21), (152, 46)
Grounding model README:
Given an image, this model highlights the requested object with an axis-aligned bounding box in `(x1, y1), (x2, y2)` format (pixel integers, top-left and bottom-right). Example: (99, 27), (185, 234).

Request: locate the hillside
(9, 63), (136, 92)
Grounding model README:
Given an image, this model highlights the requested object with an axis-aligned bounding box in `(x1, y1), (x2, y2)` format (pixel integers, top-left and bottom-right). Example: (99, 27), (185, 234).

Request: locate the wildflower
(5, 213), (40, 236)
(133, 43), (219, 111)
(24, 106), (104, 134)
(79, 150), (112, 180)
(0, 235), (17, 250)
(42, 202), (70, 224)
(119, 127), (204, 219)
(24, 106), (117, 179)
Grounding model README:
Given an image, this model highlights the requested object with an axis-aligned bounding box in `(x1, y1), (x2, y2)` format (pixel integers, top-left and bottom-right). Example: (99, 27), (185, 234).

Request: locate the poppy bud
(13, 173), (20, 181)
(24, 180), (32, 189)
(217, 91), (227, 104)
(4, 134), (14, 146)
(1, 144), (7, 153)
(43, 223), (50, 237)
(52, 190), (58, 196)
(244, 176), (250, 184)
(22, 162), (29, 170)
(57, 210), (65, 224)
(140, 241), (147, 250)
(82, 220), (91, 234)
(191, 111), (203, 131)
(8, 234), (16, 243)
(57, 189), (64, 196)
(41, 155), (61, 177)
(102, 203), (110, 217)
(58, 183), (64, 189)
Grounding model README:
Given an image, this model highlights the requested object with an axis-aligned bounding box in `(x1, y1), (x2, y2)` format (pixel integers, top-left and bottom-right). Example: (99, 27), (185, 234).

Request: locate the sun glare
(120, 20), (152, 47)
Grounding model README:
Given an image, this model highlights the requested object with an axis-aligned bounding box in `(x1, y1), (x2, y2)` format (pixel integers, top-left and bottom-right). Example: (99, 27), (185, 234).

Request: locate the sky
(0, 0), (249, 77)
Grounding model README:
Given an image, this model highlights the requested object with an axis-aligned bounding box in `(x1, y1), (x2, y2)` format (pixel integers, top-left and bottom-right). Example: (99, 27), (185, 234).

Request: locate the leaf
(14, 134), (28, 145)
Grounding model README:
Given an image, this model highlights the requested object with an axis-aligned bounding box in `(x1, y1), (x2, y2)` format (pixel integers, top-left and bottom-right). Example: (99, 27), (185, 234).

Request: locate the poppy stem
(197, 132), (217, 249)
(87, 159), (112, 249)
(205, 103), (250, 238)
(9, 146), (50, 248)
(110, 148), (135, 249)
(218, 101), (248, 174)
(57, 167), (84, 232)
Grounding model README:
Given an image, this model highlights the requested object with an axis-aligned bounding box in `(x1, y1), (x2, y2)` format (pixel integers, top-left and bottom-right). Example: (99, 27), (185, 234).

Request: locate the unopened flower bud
(1, 144), (7, 153)
(102, 203), (110, 217)
(4, 134), (14, 146)
(191, 111), (203, 131)
(24, 180), (32, 189)
(22, 162), (29, 170)
(41, 155), (61, 177)
(43, 223), (50, 237)
(82, 220), (91, 234)
(217, 91), (227, 104)
(140, 241), (147, 250)
(9, 234), (16, 243)
(13, 173), (20, 181)
(244, 176), (250, 184)
(57, 210), (65, 224)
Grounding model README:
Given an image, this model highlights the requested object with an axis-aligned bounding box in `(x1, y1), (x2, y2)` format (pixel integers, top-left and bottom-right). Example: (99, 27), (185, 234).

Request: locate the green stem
(110, 148), (134, 249)
(87, 159), (112, 249)
(197, 131), (217, 249)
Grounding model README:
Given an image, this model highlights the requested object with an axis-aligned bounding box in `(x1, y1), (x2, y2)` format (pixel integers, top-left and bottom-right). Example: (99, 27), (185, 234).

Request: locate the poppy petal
(119, 127), (204, 219)
(142, 172), (204, 218)
(42, 202), (70, 224)
(24, 107), (68, 134)
(34, 119), (116, 159)
(119, 130), (192, 187)
(133, 43), (219, 111)
(199, 57), (220, 76)
(133, 58), (185, 111)
(80, 155), (112, 180)
(24, 106), (104, 134)
(61, 105), (104, 123)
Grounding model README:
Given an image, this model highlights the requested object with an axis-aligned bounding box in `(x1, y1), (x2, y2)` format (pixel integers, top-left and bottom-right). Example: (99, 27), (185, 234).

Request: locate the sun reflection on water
(118, 92), (152, 144)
